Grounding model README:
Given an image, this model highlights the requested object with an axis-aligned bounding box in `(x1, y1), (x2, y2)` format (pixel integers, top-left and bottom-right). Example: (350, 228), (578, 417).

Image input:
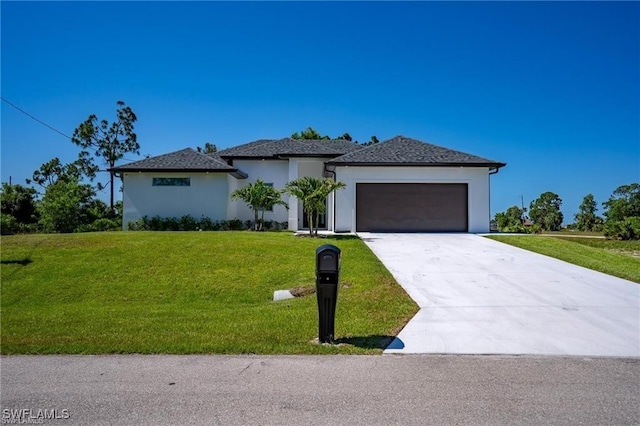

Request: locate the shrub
(225, 219), (244, 231)
(77, 218), (121, 233)
(1, 214), (19, 235)
(124, 216), (286, 232)
(197, 216), (216, 231)
(604, 216), (640, 240)
(178, 215), (198, 231)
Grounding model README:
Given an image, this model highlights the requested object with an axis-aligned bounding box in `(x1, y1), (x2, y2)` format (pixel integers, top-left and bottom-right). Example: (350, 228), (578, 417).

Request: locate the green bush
(224, 219), (244, 231)
(178, 215), (198, 231)
(125, 216), (258, 232)
(604, 216), (640, 240)
(197, 216), (218, 231)
(76, 218), (121, 233)
(1, 214), (19, 235)
(500, 223), (541, 234)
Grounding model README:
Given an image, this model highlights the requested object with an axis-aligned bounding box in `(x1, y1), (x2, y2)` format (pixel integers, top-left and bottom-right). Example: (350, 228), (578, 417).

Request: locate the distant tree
(284, 177), (346, 236)
(197, 142), (218, 153)
(338, 132), (352, 142)
(494, 205), (527, 232)
(574, 194), (602, 231)
(361, 136), (380, 146)
(0, 183), (39, 224)
(38, 179), (96, 233)
(529, 191), (564, 231)
(231, 179), (288, 231)
(28, 156), (98, 190)
(603, 183), (640, 222)
(71, 101), (138, 211)
(291, 127), (330, 140)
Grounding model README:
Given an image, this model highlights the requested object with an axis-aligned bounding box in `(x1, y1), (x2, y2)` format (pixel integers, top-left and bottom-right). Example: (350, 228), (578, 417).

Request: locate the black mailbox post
(315, 244), (341, 343)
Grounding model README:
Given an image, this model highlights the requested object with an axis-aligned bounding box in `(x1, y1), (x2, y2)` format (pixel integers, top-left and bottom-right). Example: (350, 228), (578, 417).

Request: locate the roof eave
(109, 167), (238, 173)
(327, 162), (507, 168)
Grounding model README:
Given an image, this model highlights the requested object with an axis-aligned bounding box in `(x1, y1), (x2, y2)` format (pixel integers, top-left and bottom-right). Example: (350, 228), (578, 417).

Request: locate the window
(152, 177), (190, 187)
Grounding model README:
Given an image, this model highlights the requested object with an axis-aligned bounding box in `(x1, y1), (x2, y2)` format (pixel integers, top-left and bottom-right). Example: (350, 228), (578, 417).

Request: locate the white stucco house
(110, 136), (506, 233)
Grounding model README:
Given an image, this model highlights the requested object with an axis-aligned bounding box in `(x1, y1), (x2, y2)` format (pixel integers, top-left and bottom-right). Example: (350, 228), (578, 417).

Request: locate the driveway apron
(358, 233), (640, 356)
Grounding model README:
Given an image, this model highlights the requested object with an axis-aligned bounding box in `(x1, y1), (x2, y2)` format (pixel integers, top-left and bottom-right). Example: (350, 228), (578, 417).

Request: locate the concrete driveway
(358, 233), (640, 357)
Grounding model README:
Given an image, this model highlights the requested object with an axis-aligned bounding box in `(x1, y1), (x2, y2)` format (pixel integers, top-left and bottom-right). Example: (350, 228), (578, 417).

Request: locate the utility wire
(1, 96), (141, 162)
(1, 96), (72, 140)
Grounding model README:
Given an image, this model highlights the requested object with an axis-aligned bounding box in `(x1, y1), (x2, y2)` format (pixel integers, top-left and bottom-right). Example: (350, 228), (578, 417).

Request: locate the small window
(152, 177), (190, 187)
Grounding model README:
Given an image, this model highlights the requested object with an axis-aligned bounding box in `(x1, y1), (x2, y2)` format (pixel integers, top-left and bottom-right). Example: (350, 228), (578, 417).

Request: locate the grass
(487, 235), (640, 284)
(0, 232), (418, 355)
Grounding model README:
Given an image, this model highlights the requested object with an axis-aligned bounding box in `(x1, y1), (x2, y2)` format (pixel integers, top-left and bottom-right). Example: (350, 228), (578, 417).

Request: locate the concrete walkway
(358, 233), (640, 356)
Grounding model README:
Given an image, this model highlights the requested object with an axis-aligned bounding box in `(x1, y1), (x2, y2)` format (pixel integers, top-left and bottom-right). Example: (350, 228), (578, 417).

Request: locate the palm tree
(231, 179), (288, 231)
(284, 177), (346, 236)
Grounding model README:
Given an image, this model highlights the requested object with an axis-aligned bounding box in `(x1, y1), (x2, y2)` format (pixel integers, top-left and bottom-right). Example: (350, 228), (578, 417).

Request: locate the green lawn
(0, 232), (418, 354)
(487, 235), (640, 284)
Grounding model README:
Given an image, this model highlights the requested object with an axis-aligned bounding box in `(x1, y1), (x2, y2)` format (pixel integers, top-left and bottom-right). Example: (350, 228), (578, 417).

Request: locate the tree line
(493, 184), (640, 240)
(1, 101), (140, 234)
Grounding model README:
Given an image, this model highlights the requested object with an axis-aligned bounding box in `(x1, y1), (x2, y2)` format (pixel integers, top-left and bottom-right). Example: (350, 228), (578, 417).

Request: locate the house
(110, 136), (506, 233)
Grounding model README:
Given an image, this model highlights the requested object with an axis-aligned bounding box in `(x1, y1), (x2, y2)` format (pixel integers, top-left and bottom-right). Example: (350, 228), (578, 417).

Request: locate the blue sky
(2, 1), (638, 222)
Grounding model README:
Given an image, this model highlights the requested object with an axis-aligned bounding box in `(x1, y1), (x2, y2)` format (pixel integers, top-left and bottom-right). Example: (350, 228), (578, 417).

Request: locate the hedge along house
(110, 136), (506, 233)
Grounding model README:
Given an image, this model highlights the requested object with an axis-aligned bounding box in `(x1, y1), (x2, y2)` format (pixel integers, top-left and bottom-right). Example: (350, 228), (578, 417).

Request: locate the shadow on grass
(1, 258), (33, 266)
(335, 335), (403, 350)
(324, 235), (361, 241)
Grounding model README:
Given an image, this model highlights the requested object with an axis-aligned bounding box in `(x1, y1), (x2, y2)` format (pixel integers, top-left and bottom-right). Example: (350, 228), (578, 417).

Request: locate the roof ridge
(328, 136), (506, 167)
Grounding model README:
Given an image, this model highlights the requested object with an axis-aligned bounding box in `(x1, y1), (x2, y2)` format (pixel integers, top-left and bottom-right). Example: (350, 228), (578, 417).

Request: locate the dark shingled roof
(110, 148), (247, 178)
(217, 138), (361, 158)
(327, 136), (506, 167)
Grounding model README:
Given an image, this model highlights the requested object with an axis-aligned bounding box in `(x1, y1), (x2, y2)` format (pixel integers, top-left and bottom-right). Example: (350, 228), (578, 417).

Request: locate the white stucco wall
(122, 172), (229, 228)
(230, 159), (290, 224)
(333, 166), (492, 233)
(293, 159), (331, 230)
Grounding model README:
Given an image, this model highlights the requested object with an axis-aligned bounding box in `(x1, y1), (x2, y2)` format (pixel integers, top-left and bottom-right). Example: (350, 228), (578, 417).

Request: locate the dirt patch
(290, 286), (316, 297)
(290, 281), (352, 297)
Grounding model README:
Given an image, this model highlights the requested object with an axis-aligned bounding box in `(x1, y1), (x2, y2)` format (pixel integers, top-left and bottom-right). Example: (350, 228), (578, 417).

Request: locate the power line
(1, 96), (141, 162)
(1, 96), (72, 140)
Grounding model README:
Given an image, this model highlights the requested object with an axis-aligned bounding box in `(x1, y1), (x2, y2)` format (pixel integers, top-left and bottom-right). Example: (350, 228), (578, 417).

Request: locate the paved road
(1, 355), (639, 425)
(358, 233), (640, 356)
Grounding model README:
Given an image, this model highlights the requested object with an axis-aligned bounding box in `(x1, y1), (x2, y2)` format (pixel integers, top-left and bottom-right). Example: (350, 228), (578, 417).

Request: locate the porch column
(287, 159), (299, 231)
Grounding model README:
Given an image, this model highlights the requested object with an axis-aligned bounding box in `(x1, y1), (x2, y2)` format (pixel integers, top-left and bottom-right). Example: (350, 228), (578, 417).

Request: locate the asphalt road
(1, 355), (638, 425)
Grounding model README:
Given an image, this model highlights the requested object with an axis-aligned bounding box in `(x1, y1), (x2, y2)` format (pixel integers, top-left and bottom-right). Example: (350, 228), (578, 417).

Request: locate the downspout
(488, 167), (499, 232)
(324, 164), (337, 232)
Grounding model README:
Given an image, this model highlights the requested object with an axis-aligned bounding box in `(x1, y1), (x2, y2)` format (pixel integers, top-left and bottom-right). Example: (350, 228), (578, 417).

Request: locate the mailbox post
(315, 244), (341, 343)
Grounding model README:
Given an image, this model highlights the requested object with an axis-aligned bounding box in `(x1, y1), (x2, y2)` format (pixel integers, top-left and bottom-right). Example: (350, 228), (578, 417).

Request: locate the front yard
(0, 232), (418, 354)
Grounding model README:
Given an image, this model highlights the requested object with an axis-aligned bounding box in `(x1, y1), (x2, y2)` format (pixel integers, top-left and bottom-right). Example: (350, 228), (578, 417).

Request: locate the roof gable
(328, 136), (506, 167)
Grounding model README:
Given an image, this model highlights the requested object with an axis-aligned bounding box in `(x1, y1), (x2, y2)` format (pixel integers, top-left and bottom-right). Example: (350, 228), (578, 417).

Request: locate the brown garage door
(356, 183), (468, 232)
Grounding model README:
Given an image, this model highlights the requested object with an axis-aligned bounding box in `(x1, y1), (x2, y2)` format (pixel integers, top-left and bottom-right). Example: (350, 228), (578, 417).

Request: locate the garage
(356, 183), (468, 232)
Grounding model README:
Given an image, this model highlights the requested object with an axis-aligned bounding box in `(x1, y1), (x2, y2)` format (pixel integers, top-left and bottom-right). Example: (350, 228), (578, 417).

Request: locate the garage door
(356, 183), (468, 232)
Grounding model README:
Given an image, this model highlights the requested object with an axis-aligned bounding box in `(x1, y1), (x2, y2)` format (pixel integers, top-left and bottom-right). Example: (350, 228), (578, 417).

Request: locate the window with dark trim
(152, 177), (191, 187)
